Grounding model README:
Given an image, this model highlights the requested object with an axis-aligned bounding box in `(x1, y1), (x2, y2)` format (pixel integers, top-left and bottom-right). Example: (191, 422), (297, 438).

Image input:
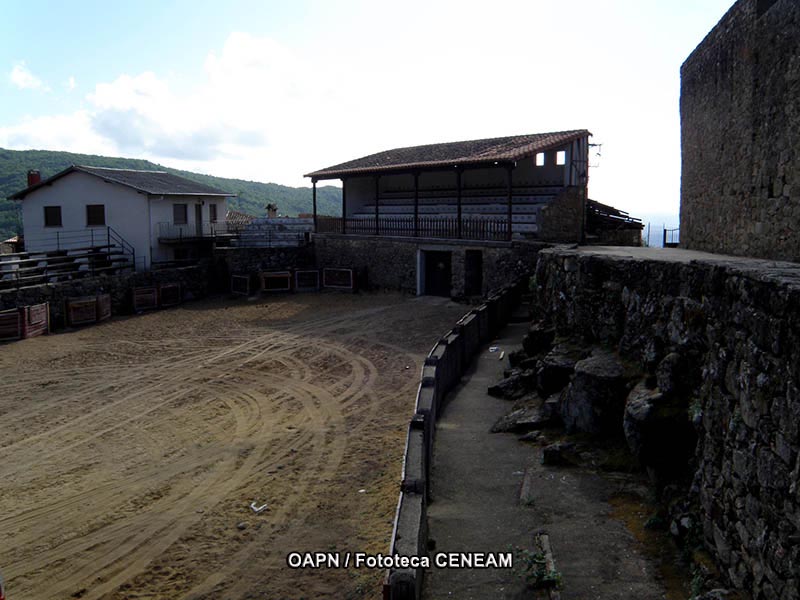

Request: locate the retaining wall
(314, 234), (542, 296)
(533, 247), (800, 600)
(384, 280), (524, 599)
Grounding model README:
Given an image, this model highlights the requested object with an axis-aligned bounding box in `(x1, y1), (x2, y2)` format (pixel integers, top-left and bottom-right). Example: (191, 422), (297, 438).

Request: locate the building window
(535, 153), (545, 167)
(44, 206), (62, 227)
(209, 203), (218, 223)
(86, 204), (105, 226)
(173, 203), (188, 225)
(556, 151), (566, 166)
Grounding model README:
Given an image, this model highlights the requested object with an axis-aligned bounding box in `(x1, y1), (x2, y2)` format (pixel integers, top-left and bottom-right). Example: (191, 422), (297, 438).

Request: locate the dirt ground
(0, 292), (467, 600)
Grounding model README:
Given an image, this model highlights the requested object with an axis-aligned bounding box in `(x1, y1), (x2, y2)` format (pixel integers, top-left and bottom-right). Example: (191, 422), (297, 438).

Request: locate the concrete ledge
(388, 490), (427, 600)
(401, 418), (427, 498)
(455, 312), (480, 360)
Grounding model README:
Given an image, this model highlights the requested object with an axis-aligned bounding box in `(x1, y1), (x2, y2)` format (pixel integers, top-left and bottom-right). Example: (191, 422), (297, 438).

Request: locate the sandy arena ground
(0, 292), (467, 600)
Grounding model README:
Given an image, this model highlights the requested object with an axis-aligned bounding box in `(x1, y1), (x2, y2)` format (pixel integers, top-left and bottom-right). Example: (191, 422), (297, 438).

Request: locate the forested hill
(0, 148), (342, 240)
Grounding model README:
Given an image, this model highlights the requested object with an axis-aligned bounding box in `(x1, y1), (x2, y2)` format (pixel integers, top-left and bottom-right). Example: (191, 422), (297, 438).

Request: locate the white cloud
(9, 61), (50, 92)
(67, 76), (76, 91)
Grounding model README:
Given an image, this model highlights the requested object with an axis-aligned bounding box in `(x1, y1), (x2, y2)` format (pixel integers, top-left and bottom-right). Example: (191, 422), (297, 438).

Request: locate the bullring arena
(0, 292), (467, 599)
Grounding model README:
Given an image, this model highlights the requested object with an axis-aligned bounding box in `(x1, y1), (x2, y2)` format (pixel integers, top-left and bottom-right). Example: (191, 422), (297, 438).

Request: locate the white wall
(20, 171), (229, 268)
(21, 171), (152, 268)
(148, 195), (228, 262)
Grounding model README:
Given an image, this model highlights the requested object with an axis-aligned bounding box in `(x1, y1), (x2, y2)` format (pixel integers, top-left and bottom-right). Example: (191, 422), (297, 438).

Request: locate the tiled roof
(9, 165), (233, 199)
(305, 129), (590, 179)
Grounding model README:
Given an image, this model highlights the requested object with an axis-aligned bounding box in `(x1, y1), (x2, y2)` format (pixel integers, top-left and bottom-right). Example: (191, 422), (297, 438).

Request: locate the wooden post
(506, 165), (513, 241)
(456, 168), (462, 239)
(375, 175), (380, 236)
(341, 178), (347, 234)
(312, 179), (318, 233)
(414, 172), (420, 237)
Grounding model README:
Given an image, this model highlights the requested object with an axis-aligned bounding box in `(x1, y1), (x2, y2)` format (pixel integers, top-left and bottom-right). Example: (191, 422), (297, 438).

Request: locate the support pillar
(413, 172), (419, 237)
(342, 178), (347, 234)
(375, 175), (380, 236)
(456, 168), (462, 239)
(506, 165), (513, 241)
(312, 179), (318, 233)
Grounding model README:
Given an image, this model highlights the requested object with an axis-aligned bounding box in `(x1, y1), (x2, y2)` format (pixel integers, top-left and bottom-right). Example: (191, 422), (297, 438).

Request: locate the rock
(623, 379), (697, 482)
(693, 590), (735, 600)
(491, 407), (550, 433)
(541, 393), (562, 422)
(522, 322), (555, 356)
(488, 369), (535, 400)
(537, 343), (584, 396)
(656, 352), (699, 397)
(507, 348), (529, 368)
(237, 522), (248, 530)
(541, 441), (576, 466)
(518, 431), (543, 443)
(561, 350), (632, 435)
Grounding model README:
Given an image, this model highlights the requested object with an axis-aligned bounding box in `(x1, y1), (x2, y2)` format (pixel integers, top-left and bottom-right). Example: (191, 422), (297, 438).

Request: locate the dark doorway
(424, 251), (452, 297)
(464, 250), (483, 296)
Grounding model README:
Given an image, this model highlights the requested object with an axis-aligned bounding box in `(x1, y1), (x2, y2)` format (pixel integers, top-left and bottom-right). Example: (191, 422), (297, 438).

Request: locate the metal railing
(316, 215), (509, 241)
(157, 221), (235, 241)
(663, 227), (680, 248)
(0, 227), (137, 290)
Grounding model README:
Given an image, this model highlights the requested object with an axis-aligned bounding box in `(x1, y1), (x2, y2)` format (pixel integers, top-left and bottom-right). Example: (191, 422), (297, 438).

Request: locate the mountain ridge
(0, 148), (342, 240)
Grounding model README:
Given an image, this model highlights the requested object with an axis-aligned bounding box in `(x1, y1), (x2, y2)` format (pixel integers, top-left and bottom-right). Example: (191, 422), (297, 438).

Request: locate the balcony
(157, 221), (235, 242)
(316, 215), (510, 242)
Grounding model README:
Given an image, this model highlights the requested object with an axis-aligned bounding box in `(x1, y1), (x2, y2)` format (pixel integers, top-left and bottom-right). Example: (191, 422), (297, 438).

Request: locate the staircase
(0, 227), (136, 289)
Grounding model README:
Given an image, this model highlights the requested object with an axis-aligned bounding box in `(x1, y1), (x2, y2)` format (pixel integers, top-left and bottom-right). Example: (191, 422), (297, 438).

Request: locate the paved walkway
(423, 320), (667, 600)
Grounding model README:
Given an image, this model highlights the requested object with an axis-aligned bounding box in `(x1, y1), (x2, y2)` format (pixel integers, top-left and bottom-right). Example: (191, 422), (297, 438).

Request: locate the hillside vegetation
(0, 148), (342, 240)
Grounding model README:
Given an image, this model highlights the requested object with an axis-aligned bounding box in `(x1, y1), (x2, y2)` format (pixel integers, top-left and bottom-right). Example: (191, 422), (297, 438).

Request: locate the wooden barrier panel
(294, 269), (320, 292)
(0, 308), (21, 342)
(472, 304), (490, 343)
(133, 287), (158, 312)
(455, 313), (480, 360)
(159, 283), (182, 307)
(231, 274), (250, 296)
(322, 268), (355, 291)
(22, 302), (49, 338)
(261, 271), (292, 292)
(67, 296), (99, 326)
(96, 294), (111, 322)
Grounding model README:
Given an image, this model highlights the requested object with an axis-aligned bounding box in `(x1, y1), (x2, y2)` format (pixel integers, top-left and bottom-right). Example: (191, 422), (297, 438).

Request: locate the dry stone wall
(680, 0), (800, 260)
(533, 247), (800, 600)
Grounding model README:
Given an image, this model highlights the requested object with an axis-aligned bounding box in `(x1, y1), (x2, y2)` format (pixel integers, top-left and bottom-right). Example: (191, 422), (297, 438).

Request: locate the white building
(9, 166), (234, 270)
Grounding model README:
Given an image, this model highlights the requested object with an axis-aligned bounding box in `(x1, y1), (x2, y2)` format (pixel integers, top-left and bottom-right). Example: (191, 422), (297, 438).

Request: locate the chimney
(27, 170), (41, 187)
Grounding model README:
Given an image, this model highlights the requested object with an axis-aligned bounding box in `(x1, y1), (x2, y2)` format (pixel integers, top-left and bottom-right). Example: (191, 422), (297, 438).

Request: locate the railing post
(56, 230), (60, 251)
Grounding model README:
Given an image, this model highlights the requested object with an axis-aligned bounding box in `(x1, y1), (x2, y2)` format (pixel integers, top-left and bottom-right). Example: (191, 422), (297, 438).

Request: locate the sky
(1, 0), (735, 230)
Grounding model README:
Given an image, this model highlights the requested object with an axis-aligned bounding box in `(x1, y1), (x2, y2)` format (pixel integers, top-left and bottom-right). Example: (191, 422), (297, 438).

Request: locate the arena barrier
(158, 283), (182, 307)
(322, 268), (356, 291)
(231, 274), (251, 296)
(0, 302), (51, 342)
(261, 271), (292, 292)
(383, 278), (525, 599)
(66, 295), (100, 326)
(0, 308), (21, 342)
(132, 287), (158, 312)
(96, 293), (112, 322)
(294, 269), (320, 292)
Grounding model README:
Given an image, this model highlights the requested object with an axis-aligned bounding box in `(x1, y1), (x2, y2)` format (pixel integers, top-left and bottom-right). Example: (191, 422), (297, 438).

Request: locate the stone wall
(0, 265), (211, 328)
(213, 246), (315, 288)
(680, 0), (800, 260)
(532, 247), (800, 600)
(538, 187), (584, 243)
(313, 234), (543, 296)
